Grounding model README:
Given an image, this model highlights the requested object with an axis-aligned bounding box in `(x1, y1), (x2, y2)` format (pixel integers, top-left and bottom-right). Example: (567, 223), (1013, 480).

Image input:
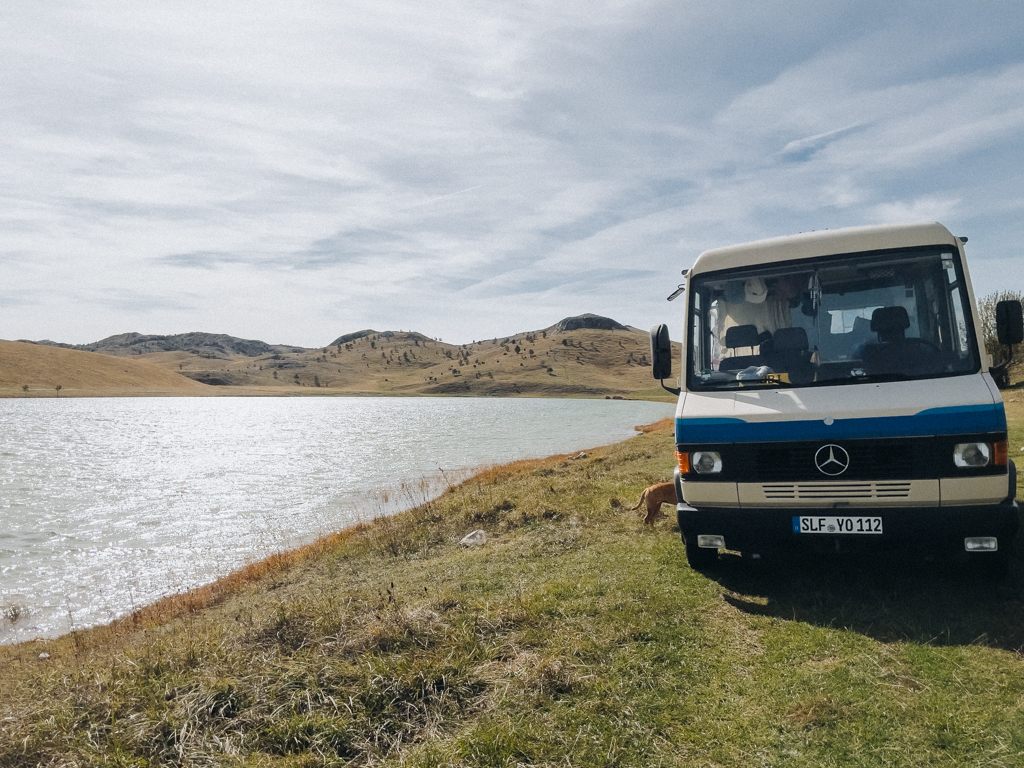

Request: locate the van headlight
(953, 442), (991, 468)
(692, 451), (723, 474)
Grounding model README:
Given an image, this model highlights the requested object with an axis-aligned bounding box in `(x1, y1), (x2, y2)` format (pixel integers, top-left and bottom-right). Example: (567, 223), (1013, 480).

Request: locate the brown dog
(631, 482), (677, 525)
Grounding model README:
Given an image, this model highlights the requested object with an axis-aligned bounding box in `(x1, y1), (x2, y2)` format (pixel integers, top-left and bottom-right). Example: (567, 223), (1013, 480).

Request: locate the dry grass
(0, 339), (211, 397)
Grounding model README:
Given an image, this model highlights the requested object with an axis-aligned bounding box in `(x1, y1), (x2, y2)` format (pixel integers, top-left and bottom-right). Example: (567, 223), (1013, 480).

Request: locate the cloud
(158, 251), (248, 270)
(779, 124), (868, 162)
(2, 1), (1024, 345)
(0, 291), (37, 309)
(870, 196), (962, 225)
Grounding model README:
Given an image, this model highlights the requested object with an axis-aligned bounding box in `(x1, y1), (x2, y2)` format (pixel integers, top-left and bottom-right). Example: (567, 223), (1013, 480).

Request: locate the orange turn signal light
(676, 450), (690, 475)
(994, 440), (1008, 467)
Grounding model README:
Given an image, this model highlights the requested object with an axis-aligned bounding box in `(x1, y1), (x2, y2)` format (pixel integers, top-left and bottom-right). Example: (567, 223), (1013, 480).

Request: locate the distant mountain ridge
(25, 314), (632, 355)
(28, 332), (289, 359)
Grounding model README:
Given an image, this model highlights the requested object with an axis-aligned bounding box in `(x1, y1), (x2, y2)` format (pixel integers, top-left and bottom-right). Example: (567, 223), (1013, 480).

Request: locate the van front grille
(751, 442), (920, 481)
(762, 482), (913, 500)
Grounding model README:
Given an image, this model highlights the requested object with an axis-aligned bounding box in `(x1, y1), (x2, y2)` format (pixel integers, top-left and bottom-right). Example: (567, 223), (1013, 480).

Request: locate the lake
(0, 396), (673, 643)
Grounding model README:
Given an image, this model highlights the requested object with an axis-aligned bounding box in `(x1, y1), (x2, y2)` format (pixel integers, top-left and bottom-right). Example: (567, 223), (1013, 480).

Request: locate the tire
(685, 537), (719, 570)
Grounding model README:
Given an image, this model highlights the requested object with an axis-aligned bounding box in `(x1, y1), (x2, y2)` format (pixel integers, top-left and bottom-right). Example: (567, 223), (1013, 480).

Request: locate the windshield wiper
(852, 372), (914, 383)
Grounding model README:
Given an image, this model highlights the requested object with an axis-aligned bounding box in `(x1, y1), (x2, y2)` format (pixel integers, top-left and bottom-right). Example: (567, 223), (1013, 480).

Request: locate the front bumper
(676, 499), (1020, 556)
(672, 462), (1020, 557)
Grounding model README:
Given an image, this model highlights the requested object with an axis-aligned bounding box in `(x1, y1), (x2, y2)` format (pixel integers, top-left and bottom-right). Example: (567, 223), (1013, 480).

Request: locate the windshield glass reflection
(688, 248), (980, 389)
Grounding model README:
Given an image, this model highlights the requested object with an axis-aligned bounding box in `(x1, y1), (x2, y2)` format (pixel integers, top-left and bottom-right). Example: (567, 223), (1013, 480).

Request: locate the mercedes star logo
(814, 444), (850, 476)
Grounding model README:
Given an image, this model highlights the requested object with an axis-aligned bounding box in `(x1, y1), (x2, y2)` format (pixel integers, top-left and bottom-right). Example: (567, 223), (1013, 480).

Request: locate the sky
(2, 1), (1023, 347)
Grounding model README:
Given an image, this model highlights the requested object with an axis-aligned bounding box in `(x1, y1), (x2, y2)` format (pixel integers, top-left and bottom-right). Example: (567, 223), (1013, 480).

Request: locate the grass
(2, 412), (1023, 767)
(0, 339), (210, 397)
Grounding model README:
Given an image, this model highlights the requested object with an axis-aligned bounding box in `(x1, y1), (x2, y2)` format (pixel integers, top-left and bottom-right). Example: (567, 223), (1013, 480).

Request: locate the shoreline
(1, 388), (674, 401)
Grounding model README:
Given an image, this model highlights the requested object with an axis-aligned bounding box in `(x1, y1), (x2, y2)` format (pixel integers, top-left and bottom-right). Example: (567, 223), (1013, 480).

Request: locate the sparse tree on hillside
(21, 385), (28, 393)
(979, 290), (1024, 359)
(55, 385), (62, 395)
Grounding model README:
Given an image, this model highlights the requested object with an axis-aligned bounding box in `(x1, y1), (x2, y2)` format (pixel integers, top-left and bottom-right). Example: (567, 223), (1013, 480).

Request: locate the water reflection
(0, 397), (671, 642)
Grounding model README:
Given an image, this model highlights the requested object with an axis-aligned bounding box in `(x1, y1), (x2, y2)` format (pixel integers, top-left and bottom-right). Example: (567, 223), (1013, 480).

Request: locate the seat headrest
(870, 306), (910, 333)
(724, 324), (760, 348)
(851, 315), (872, 336)
(773, 327), (808, 351)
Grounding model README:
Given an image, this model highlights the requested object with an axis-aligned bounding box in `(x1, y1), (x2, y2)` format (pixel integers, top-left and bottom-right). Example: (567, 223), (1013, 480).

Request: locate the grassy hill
(163, 322), (671, 398)
(7, 315), (681, 399)
(2, 413), (1022, 766)
(0, 339), (212, 397)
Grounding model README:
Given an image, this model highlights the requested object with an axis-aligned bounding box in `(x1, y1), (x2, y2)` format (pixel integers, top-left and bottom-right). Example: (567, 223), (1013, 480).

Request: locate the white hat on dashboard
(744, 277), (768, 304)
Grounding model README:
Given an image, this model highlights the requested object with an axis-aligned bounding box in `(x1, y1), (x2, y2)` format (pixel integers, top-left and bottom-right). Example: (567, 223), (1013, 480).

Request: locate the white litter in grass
(460, 530), (487, 547)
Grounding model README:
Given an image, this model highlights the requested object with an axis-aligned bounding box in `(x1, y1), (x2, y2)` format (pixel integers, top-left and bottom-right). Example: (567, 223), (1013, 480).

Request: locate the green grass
(2, 415), (1023, 767)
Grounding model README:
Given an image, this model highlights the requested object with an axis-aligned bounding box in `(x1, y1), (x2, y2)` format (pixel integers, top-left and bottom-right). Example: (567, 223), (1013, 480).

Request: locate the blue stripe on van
(675, 403), (1006, 444)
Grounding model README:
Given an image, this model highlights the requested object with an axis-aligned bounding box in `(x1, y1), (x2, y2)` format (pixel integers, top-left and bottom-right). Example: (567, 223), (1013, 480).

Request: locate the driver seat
(862, 306), (941, 375)
(719, 324), (763, 372)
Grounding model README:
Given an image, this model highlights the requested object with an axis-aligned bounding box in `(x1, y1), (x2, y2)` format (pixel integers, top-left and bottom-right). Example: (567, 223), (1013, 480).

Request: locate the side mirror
(991, 299), (1022, 389)
(650, 324), (672, 380)
(650, 324), (680, 396)
(996, 300), (1024, 346)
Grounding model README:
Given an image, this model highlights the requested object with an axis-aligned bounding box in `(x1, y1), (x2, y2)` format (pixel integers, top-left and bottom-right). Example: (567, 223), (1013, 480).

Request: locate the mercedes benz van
(650, 222), (1023, 575)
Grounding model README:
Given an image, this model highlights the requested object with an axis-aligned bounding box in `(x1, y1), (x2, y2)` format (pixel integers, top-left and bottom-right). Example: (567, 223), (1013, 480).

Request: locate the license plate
(793, 516), (883, 534)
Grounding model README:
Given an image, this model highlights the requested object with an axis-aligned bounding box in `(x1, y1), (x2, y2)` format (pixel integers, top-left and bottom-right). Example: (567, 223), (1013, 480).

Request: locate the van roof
(690, 221), (960, 275)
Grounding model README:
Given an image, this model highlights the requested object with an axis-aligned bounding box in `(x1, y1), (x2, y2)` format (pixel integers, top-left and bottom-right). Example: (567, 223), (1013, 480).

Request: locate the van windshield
(687, 248), (980, 389)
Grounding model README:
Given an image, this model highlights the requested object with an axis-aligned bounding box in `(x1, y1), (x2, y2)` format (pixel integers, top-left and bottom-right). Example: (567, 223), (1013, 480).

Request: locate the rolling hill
(0, 340), (212, 397)
(5, 315), (680, 399)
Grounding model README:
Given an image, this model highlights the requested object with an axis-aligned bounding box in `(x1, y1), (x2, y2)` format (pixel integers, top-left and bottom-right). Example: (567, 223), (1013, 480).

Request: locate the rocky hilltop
(546, 313), (630, 333)
(28, 332), (294, 359)
(82, 332), (287, 359)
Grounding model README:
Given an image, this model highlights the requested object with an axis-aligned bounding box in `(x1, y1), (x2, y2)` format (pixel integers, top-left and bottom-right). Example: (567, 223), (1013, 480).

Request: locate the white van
(650, 222), (1022, 575)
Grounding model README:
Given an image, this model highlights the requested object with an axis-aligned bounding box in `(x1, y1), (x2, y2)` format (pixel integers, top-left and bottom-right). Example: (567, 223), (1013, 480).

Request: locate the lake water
(0, 397), (672, 644)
